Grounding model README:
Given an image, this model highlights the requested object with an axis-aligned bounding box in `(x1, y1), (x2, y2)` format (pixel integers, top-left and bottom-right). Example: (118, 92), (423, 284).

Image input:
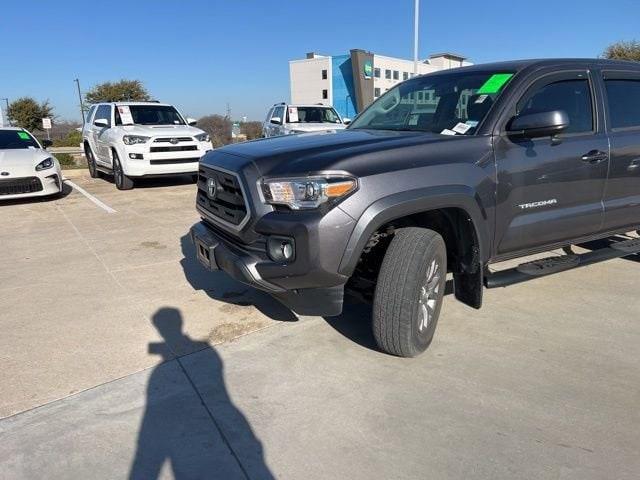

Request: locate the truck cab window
(517, 79), (593, 134)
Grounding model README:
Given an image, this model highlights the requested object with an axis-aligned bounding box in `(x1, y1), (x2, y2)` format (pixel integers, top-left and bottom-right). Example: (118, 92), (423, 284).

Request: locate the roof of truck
(444, 58), (640, 74)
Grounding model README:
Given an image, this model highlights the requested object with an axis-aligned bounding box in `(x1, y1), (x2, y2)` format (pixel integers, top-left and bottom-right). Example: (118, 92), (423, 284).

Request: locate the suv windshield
(0, 130), (40, 149)
(287, 106), (342, 124)
(116, 105), (185, 126)
(349, 71), (515, 135)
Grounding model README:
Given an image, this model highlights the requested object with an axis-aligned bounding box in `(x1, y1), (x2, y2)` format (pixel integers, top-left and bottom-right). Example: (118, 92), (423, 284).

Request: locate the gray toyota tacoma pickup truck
(191, 58), (640, 357)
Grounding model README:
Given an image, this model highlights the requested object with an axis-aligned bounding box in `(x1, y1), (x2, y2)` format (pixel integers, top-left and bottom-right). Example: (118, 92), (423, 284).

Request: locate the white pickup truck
(82, 102), (213, 190)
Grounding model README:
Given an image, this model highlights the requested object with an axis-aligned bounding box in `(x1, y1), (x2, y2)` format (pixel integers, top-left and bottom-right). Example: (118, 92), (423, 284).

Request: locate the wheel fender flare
(338, 185), (490, 276)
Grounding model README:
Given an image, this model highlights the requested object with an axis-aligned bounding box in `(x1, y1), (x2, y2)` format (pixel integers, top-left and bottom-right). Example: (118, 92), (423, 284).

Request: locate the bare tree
(198, 115), (232, 147)
(240, 121), (264, 140)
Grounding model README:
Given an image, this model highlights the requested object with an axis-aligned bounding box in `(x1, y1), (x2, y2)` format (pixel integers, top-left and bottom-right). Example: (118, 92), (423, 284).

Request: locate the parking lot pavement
(1, 172), (639, 479)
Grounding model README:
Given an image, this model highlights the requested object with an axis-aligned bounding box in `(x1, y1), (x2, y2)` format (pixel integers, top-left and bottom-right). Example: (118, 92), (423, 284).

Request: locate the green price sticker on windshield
(18, 131), (30, 140)
(477, 73), (514, 94)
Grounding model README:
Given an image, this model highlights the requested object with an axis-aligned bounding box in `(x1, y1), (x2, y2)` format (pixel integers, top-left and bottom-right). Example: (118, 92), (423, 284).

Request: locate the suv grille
(153, 137), (193, 143)
(0, 177), (43, 196)
(150, 145), (198, 152)
(197, 168), (248, 226)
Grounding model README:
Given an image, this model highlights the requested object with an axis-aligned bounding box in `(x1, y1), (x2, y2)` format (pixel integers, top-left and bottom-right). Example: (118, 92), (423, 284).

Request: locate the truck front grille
(0, 177), (43, 196)
(150, 145), (198, 153)
(153, 137), (193, 143)
(197, 167), (248, 227)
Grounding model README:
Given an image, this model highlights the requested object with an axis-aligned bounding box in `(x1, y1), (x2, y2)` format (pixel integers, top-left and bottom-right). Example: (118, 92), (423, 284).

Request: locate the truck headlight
(260, 175), (357, 210)
(195, 133), (210, 142)
(36, 157), (54, 171)
(122, 135), (150, 145)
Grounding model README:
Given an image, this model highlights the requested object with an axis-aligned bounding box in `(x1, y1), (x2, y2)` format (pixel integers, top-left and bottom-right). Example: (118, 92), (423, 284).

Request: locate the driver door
(493, 70), (609, 256)
(92, 104), (113, 166)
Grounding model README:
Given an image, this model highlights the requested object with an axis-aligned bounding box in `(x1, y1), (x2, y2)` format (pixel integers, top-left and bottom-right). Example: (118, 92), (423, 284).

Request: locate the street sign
(42, 118), (52, 130)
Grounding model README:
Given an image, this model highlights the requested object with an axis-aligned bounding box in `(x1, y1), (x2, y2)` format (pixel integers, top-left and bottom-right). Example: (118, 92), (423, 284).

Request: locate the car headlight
(260, 175), (357, 210)
(195, 133), (210, 142)
(122, 135), (150, 145)
(36, 157), (54, 171)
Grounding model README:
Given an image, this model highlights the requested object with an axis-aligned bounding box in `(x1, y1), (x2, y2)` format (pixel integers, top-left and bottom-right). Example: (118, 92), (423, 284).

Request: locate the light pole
(1, 98), (9, 126)
(413, 0), (420, 75)
(74, 78), (85, 125)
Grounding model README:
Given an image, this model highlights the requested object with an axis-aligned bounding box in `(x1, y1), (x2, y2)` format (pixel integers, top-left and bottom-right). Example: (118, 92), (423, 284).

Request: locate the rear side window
(605, 79), (640, 129)
(517, 79), (593, 134)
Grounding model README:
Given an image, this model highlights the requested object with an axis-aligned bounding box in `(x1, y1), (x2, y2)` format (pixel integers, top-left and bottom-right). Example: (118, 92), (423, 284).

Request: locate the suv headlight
(122, 135), (150, 145)
(260, 175), (357, 210)
(195, 133), (210, 142)
(36, 157), (54, 171)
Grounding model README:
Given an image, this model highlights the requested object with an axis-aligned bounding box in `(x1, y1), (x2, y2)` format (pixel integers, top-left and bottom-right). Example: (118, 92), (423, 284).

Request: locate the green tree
(85, 79), (151, 104)
(603, 40), (640, 61)
(7, 97), (54, 132)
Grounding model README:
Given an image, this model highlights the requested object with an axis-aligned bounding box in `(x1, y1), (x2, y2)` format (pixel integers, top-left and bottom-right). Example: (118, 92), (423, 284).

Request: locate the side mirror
(94, 118), (109, 128)
(42, 139), (53, 149)
(186, 117), (197, 126)
(343, 118), (351, 125)
(270, 117), (282, 125)
(507, 110), (569, 139)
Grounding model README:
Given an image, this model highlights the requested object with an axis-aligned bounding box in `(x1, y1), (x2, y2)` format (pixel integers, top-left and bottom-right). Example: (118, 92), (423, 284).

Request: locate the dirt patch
(139, 241), (167, 250)
(208, 320), (267, 344)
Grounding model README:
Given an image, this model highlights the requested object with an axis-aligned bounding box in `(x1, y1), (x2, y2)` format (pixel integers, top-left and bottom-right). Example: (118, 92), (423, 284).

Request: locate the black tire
(372, 227), (447, 357)
(86, 145), (99, 179)
(112, 151), (134, 190)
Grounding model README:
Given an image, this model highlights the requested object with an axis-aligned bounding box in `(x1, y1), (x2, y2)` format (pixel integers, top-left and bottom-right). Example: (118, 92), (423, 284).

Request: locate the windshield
(287, 106), (342, 124)
(116, 105), (185, 126)
(349, 71), (515, 135)
(0, 130), (40, 150)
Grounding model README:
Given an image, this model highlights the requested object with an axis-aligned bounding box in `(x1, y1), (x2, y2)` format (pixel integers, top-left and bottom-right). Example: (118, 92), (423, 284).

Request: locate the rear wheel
(86, 146), (99, 179)
(113, 152), (134, 190)
(372, 227), (447, 357)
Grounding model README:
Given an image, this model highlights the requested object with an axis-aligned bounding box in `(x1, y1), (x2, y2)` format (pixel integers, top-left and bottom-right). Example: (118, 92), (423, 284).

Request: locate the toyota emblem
(207, 178), (217, 199)
(169, 138), (179, 145)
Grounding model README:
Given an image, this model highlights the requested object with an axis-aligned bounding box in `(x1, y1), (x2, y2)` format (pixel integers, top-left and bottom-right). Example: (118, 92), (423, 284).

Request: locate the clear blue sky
(1, 0), (637, 122)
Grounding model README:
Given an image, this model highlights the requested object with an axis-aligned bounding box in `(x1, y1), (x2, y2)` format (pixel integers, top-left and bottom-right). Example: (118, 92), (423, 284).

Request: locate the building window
(374, 87), (381, 97)
(403, 72), (409, 80)
(374, 68), (380, 78)
(322, 69), (327, 80)
(385, 69), (391, 79)
(393, 70), (399, 80)
(322, 89), (328, 100)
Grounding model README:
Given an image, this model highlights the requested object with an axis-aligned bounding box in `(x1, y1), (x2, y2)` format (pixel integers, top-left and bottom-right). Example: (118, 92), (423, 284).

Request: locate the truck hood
(118, 124), (205, 137)
(0, 148), (51, 176)
(206, 128), (474, 177)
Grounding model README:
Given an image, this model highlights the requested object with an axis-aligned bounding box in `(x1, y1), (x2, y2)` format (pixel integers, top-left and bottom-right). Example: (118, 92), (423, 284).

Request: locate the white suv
(82, 102), (213, 190)
(262, 103), (349, 138)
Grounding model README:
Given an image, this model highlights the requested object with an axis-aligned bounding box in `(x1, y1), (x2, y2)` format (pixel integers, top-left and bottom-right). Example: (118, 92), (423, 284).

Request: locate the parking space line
(64, 179), (117, 214)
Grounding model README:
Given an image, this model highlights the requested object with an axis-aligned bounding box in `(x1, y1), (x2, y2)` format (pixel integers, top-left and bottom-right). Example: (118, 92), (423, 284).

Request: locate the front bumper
(0, 172), (62, 200)
(190, 221), (347, 316)
(120, 141), (213, 177)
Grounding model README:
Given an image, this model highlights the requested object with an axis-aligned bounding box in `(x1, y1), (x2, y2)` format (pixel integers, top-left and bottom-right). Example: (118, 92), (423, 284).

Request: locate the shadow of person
(129, 308), (274, 480)
(179, 233), (297, 322)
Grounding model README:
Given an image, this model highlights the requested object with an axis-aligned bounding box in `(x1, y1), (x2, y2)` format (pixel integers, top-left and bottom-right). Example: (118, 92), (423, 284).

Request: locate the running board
(485, 237), (640, 289)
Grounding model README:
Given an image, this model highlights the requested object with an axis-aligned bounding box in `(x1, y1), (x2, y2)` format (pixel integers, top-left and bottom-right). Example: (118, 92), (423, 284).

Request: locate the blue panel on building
(331, 55), (357, 119)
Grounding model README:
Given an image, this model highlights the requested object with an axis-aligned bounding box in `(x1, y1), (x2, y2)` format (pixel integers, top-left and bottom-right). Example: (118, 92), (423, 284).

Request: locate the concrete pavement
(0, 172), (639, 479)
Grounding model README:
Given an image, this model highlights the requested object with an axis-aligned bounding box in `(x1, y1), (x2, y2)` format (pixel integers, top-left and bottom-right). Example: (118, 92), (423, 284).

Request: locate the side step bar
(485, 237), (640, 289)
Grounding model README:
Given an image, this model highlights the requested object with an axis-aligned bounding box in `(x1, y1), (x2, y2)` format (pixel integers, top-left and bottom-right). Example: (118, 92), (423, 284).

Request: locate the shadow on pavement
(179, 233), (297, 322)
(577, 234), (640, 263)
(129, 307), (274, 479)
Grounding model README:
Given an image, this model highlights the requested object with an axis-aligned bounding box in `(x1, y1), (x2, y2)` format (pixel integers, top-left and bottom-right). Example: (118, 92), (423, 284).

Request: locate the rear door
(93, 104), (113, 165)
(600, 70), (640, 231)
(493, 69), (609, 255)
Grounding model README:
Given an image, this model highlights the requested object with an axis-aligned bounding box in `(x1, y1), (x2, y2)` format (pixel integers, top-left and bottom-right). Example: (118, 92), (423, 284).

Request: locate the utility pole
(226, 103), (232, 120)
(74, 78), (85, 125)
(1, 98), (9, 126)
(413, 0), (420, 75)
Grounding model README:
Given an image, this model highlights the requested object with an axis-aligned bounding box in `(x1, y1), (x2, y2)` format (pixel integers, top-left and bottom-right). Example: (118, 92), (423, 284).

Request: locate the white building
(289, 50), (471, 118)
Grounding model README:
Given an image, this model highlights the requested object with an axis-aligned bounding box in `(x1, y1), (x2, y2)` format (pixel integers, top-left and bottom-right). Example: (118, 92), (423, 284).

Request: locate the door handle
(581, 150), (609, 164)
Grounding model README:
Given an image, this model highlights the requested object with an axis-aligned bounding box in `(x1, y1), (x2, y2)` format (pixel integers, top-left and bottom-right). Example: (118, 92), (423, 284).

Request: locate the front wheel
(372, 227), (447, 357)
(86, 146), (99, 178)
(112, 151), (134, 190)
